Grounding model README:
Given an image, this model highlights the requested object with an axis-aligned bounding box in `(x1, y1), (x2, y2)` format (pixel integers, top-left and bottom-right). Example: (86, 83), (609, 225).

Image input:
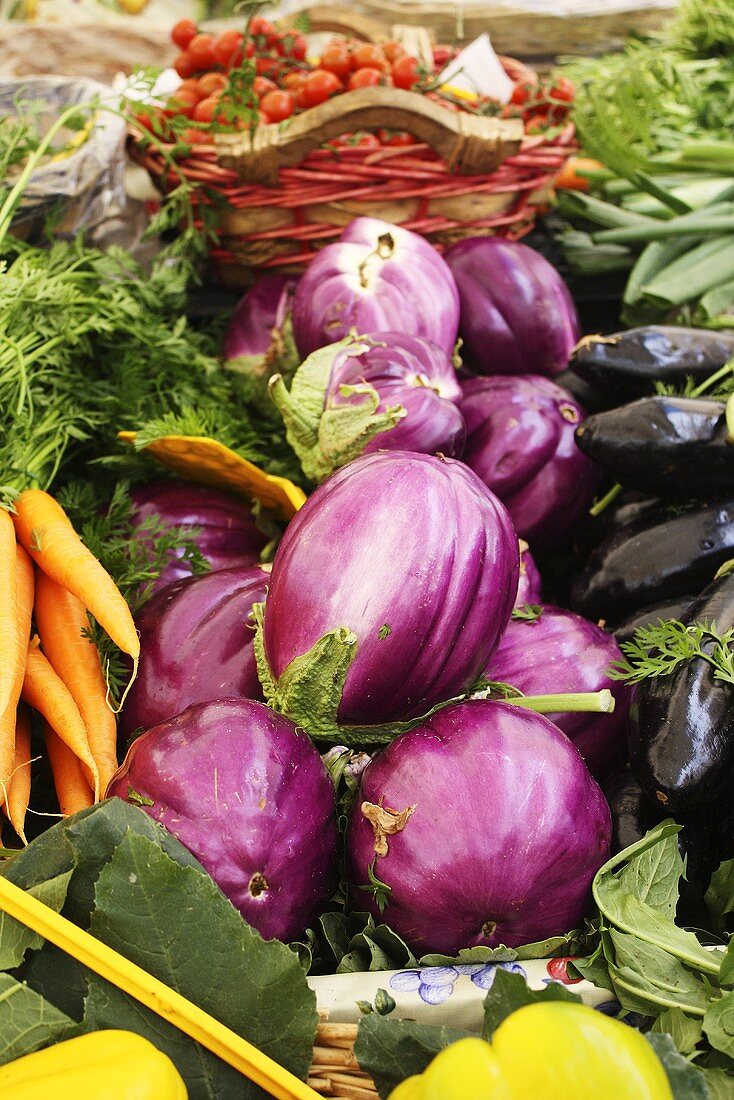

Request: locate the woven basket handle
(281, 6), (390, 44)
(215, 86), (524, 187)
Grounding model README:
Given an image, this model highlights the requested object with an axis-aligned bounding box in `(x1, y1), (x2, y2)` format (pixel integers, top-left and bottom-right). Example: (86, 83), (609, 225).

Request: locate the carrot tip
(109, 654), (139, 717)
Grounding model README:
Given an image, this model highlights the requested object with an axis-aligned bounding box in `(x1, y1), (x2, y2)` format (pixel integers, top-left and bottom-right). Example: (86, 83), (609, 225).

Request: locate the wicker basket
(131, 51), (575, 288)
(309, 1016), (378, 1100)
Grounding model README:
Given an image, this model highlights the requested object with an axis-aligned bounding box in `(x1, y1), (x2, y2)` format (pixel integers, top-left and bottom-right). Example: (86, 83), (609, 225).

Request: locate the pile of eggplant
(565, 325), (734, 911)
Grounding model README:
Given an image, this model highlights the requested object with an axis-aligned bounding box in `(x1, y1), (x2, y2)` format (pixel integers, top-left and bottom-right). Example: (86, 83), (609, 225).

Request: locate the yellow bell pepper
(388, 1003), (673, 1099)
(0, 1029), (188, 1099)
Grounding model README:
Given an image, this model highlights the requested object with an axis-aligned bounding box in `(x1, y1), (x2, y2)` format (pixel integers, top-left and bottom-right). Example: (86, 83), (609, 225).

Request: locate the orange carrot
(12, 489), (140, 666)
(43, 719), (94, 817)
(34, 570), (119, 794)
(554, 155), (606, 193)
(0, 544), (34, 791)
(21, 636), (100, 800)
(1, 705), (32, 843)
(0, 511), (19, 718)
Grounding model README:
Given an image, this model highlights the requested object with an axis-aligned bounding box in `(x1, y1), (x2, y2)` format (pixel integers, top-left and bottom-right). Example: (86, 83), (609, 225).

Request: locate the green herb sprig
(610, 619), (734, 687)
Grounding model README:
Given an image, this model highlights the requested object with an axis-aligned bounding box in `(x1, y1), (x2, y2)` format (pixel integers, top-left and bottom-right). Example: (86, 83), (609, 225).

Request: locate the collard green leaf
(0, 973), (78, 1066)
(0, 871), (71, 970)
(703, 1068), (734, 1099)
(720, 939), (734, 990)
(482, 967), (582, 1039)
(354, 1014), (471, 1100)
(645, 1033), (711, 1100)
(608, 930), (708, 1016)
(706, 858), (734, 936)
(652, 1008), (704, 1054)
(83, 831), (317, 1100)
(618, 828), (684, 918)
(703, 990), (734, 1059)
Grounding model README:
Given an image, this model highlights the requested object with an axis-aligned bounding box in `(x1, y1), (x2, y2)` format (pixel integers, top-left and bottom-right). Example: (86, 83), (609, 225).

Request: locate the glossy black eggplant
(572, 491), (662, 558)
(575, 396), (733, 496)
(603, 767), (666, 853)
(629, 567), (734, 814)
(569, 326), (734, 400)
(571, 498), (734, 623)
(553, 368), (618, 413)
(615, 594), (698, 647)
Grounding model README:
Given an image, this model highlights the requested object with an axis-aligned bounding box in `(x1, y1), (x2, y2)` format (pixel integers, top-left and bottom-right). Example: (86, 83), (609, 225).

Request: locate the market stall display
(0, 2), (733, 1097)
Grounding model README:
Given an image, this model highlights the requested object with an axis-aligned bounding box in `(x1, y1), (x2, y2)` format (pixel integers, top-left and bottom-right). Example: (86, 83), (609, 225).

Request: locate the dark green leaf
(608, 930), (708, 1015)
(646, 1033), (711, 1100)
(0, 871), (71, 970)
(0, 973), (78, 1066)
(652, 1008), (704, 1054)
(706, 858), (734, 935)
(354, 1014), (471, 1100)
(703, 990), (734, 1058)
(83, 831), (317, 1099)
(482, 967), (582, 1039)
(720, 940), (734, 989)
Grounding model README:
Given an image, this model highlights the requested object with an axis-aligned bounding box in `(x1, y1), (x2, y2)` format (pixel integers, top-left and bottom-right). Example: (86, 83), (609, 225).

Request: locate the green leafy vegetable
(0, 974), (79, 1066)
(355, 1015), (471, 1100)
(0, 872), (71, 970)
(703, 991), (734, 1058)
(645, 1033), (711, 1100)
(83, 831), (317, 1099)
(705, 858), (734, 935)
(481, 968), (582, 1039)
(651, 1007), (704, 1054)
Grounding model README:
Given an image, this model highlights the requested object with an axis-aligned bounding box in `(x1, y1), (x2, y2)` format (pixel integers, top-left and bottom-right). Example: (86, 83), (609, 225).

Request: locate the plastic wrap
(1, 74), (147, 249)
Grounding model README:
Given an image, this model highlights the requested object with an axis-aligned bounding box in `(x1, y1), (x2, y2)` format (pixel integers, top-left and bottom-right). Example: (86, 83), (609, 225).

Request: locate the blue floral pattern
(390, 962), (527, 1005)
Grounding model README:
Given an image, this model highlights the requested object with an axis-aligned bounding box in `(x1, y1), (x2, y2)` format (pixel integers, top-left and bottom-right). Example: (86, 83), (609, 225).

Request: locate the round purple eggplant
(459, 374), (600, 551)
(223, 274), (297, 364)
(120, 564), (269, 741)
(130, 480), (267, 597)
(292, 218), (460, 358)
(444, 237), (579, 377)
(346, 698), (611, 954)
(109, 698), (338, 941)
(486, 605), (633, 778)
(262, 451), (519, 726)
(327, 333), (466, 458)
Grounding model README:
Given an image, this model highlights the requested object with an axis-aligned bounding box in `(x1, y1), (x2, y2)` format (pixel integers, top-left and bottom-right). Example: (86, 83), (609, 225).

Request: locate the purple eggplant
(327, 334), (465, 458)
(459, 375), (600, 552)
(223, 274), (297, 364)
(292, 218), (460, 358)
(516, 541), (542, 606)
(129, 480), (267, 597)
(346, 698), (611, 954)
(444, 237), (579, 378)
(262, 451), (519, 727)
(486, 606), (633, 778)
(109, 698), (338, 941)
(120, 564), (269, 742)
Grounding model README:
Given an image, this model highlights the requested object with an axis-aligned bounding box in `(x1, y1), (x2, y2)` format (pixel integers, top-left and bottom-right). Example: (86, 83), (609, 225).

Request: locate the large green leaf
(355, 1014), (471, 1100)
(703, 991), (734, 1059)
(651, 1008), (704, 1055)
(0, 973), (78, 1066)
(83, 832), (317, 1100)
(705, 858), (734, 935)
(608, 930), (708, 1016)
(0, 871), (71, 970)
(618, 828), (684, 919)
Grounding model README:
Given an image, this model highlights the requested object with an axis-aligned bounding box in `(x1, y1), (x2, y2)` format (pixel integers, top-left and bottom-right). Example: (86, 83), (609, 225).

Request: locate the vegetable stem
(589, 483), (623, 517)
(506, 690), (615, 714)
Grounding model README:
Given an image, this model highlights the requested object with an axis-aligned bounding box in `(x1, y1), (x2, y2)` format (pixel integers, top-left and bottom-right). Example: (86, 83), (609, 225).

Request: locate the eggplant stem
(691, 356), (734, 398)
(589, 483), (623, 517)
(506, 689), (615, 714)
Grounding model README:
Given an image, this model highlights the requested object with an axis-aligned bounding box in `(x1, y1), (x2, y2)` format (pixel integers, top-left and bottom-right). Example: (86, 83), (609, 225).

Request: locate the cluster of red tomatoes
(158, 16), (457, 136)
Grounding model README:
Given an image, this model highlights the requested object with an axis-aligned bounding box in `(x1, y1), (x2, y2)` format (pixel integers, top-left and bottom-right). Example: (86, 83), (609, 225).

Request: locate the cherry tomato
(289, 33), (307, 61)
(198, 72), (228, 97)
(352, 43), (387, 71)
(260, 90), (295, 122)
(282, 72), (305, 91)
(249, 15), (275, 38)
(432, 44), (455, 68)
(377, 128), (417, 146)
(174, 52), (197, 79)
(320, 44), (351, 80)
(193, 95), (227, 125)
(392, 54), (419, 90)
(525, 110), (549, 131)
(510, 81), (534, 106)
(340, 131), (380, 149)
(255, 56), (281, 79)
(382, 39), (406, 63)
(181, 127), (209, 144)
(545, 957), (583, 985)
(301, 69), (342, 107)
(214, 30), (244, 69)
(176, 78), (204, 101)
(187, 34), (217, 72)
(253, 75), (278, 98)
(164, 87), (200, 118)
(550, 77), (575, 102)
(171, 19), (198, 50)
(258, 110), (272, 125)
(348, 67), (383, 90)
